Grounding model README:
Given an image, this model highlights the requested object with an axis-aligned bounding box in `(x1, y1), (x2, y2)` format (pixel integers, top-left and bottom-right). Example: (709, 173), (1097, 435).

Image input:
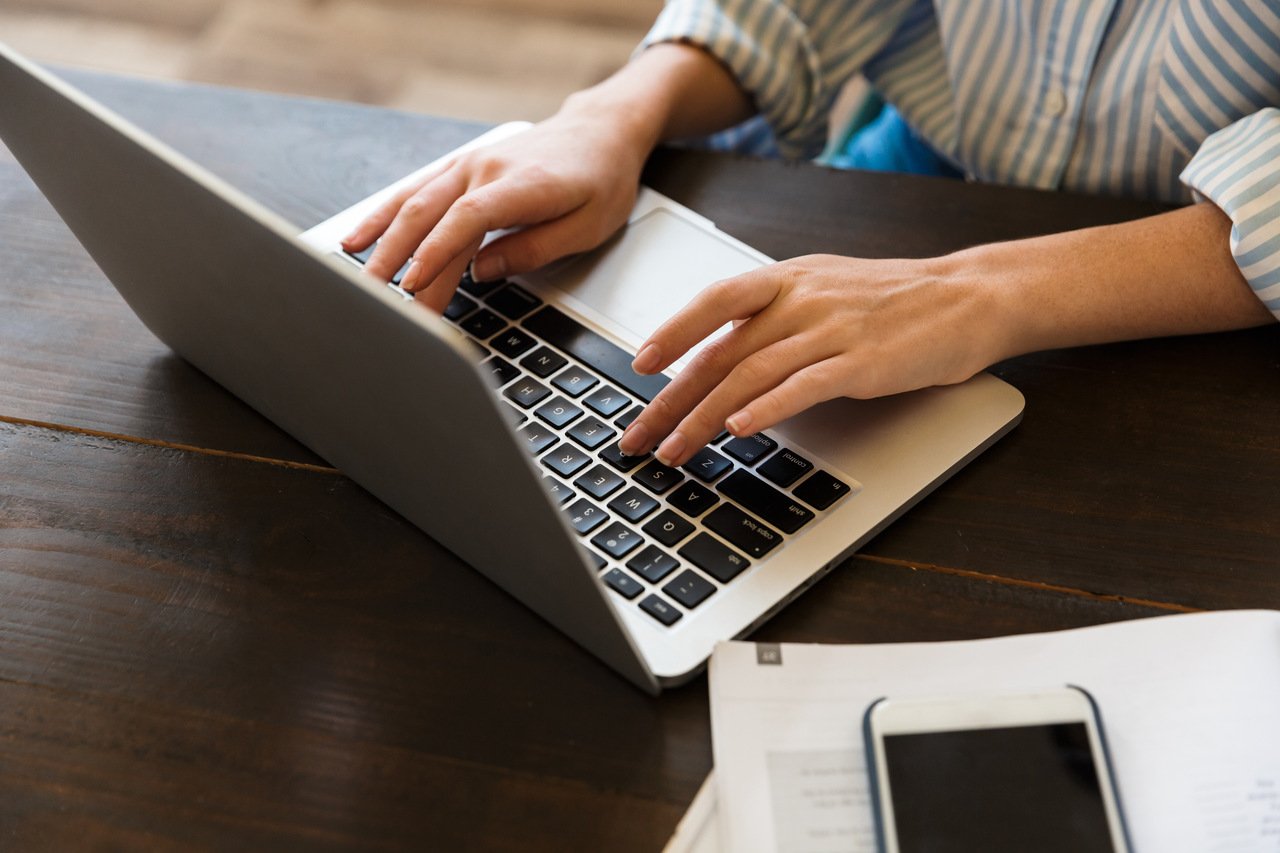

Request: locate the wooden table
(2, 70), (1277, 850)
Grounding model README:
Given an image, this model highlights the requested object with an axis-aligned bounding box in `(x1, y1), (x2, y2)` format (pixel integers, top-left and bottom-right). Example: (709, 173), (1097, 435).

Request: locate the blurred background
(0, 0), (660, 122)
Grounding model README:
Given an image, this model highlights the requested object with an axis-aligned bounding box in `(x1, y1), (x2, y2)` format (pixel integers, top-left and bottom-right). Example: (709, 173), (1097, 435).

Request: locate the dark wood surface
(1, 69), (1276, 849)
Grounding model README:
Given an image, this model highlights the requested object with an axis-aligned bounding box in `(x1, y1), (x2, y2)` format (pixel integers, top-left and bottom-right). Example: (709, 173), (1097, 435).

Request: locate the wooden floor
(0, 0), (659, 122)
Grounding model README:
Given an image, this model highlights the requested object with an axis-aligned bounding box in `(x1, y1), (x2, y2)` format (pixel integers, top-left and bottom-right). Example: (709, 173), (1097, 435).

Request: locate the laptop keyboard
(338, 248), (855, 629)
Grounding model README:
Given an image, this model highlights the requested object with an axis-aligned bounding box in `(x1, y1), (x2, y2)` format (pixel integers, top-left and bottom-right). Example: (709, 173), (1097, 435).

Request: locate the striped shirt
(641, 0), (1280, 317)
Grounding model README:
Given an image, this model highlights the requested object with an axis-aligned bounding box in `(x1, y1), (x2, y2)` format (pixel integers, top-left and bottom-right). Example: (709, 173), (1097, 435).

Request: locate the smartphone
(863, 686), (1131, 853)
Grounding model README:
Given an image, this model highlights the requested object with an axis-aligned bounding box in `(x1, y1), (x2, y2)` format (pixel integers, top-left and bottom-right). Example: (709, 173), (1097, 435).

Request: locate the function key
(461, 308), (506, 339)
(584, 386), (631, 418)
(717, 470), (814, 534)
(443, 292), (477, 322)
(603, 569), (644, 600)
(678, 533), (750, 583)
(566, 416), (616, 450)
(642, 509), (696, 548)
(793, 470), (854, 510)
(503, 377), (552, 408)
(627, 545), (679, 584)
(663, 570), (716, 609)
(551, 364), (600, 398)
(633, 461), (683, 495)
(591, 521), (643, 559)
(608, 486), (660, 523)
(615, 405), (644, 429)
(492, 327), (537, 359)
(601, 441), (650, 473)
(666, 481), (719, 518)
(757, 448), (814, 488)
(534, 396), (584, 429)
(704, 504), (782, 559)
(483, 357), (520, 388)
(521, 346), (568, 378)
(459, 271), (505, 298)
(486, 283), (542, 319)
(639, 594), (682, 626)
(565, 499), (607, 535)
(682, 446), (733, 483)
(541, 442), (592, 478)
(575, 465), (625, 500)
(518, 421), (557, 455)
(722, 433), (778, 465)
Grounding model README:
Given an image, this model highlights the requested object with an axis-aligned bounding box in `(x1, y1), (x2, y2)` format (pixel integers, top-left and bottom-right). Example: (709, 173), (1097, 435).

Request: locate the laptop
(0, 45), (1024, 694)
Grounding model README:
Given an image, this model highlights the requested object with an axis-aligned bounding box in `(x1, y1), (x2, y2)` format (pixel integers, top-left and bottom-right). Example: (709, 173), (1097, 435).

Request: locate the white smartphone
(863, 685), (1131, 853)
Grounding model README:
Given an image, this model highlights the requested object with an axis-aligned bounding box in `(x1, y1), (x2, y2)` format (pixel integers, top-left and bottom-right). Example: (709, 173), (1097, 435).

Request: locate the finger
(364, 168), (468, 282)
(340, 159), (456, 252)
(470, 208), (608, 280)
(631, 268), (781, 375)
(724, 357), (845, 437)
(414, 235), (484, 315)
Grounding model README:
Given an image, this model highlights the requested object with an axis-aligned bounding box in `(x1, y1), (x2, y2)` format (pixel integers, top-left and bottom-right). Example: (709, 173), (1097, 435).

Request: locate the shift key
(717, 470), (814, 534)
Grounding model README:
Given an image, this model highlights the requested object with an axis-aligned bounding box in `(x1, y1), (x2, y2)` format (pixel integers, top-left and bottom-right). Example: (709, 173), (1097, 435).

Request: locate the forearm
(956, 202), (1276, 363)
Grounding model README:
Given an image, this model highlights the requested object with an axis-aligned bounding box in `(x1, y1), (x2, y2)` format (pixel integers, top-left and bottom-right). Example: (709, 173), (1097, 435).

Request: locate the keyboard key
(591, 521), (643, 559)
(794, 470), (854, 510)
(459, 271), (504, 298)
(678, 533), (750, 583)
(443, 292), (477, 322)
(603, 569), (644, 600)
(541, 442), (591, 478)
(666, 481), (719, 518)
(633, 461), (683, 495)
(601, 441), (650, 472)
(683, 446), (733, 483)
(642, 510), (695, 548)
(465, 338), (489, 361)
(483, 357), (520, 388)
(584, 386), (631, 418)
(615, 405), (644, 429)
(486, 283), (542, 319)
(717, 470), (814, 534)
(704, 504), (782, 559)
(627, 545), (679, 584)
(575, 465), (625, 500)
(518, 422), (557, 455)
(391, 258), (413, 284)
(461, 308), (506, 339)
(608, 486), (660, 522)
(581, 548), (607, 571)
(502, 403), (526, 427)
(543, 477), (575, 506)
(639, 594), (682, 626)
(551, 364), (600, 398)
(345, 243), (377, 265)
(491, 327), (537, 359)
(534, 396), (583, 428)
(566, 416), (616, 450)
(523, 306), (670, 402)
(521, 346), (568, 378)
(663, 570), (716, 609)
(565, 499), (607, 535)
(722, 433), (778, 466)
(503, 377), (552, 409)
(757, 448), (814, 488)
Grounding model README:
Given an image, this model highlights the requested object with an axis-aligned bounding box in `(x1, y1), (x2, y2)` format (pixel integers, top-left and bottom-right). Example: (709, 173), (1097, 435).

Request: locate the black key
(633, 461), (683, 495)
(344, 243), (377, 265)
(461, 308), (506, 340)
(678, 533), (750, 583)
(591, 521), (643, 559)
(608, 486), (660, 523)
(520, 346), (568, 378)
(663, 570), (717, 609)
(551, 365), (600, 398)
(627, 545), (679, 584)
(502, 377), (551, 408)
(758, 448), (814, 488)
(717, 470), (814, 534)
(459, 271), (505, 298)
(543, 477), (575, 506)
(704, 504), (782, 559)
(534, 396), (583, 429)
(712, 430), (730, 444)
(794, 470), (854, 510)
(491, 327), (537, 359)
(502, 403), (526, 427)
(465, 338), (489, 361)
(575, 465), (625, 500)
(483, 357), (520, 388)
(565, 499), (607, 535)
(584, 386), (631, 418)
(642, 510), (695, 548)
(486, 283), (542, 319)
(566, 416), (616, 450)
(391, 258), (413, 284)
(443, 292), (478, 322)
(615, 405), (644, 429)
(523, 306), (670, 402)
(601, 441), (649, 472)
(581, 548), (607, 571)
(541, 442), (591, 478)
(683, 446), (733, 483)
(639, 594), (682, 626)
(722, 433), (778, 466)
(666, 480), (719, 518)
(603, 569), (644, 600)
(518, 422), (557, 455)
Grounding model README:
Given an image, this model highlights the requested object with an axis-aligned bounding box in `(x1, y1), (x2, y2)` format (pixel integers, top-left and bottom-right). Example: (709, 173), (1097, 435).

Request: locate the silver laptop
(0, 45), (1024, 694)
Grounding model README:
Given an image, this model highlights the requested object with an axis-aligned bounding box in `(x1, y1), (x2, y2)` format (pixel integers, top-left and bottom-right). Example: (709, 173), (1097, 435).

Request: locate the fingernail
(726, 410), (753, 435)
(632, 343), (660, 374)
(619, 421), (649, 456)
(472, 254), (507, 282)
(341, 229), (359, 247)
(655, 431), (686, 466)
(400, 259), (422, 291)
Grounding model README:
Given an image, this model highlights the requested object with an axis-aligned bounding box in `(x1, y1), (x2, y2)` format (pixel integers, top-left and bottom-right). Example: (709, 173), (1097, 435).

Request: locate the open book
(666, 610), (1280, 853)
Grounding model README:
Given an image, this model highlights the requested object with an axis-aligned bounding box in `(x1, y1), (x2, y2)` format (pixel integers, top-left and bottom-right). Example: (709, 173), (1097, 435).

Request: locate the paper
(707, 610), (1280, 853)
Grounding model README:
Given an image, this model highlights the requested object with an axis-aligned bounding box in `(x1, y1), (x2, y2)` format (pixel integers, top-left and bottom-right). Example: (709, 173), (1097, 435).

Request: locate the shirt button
(1043, 87), (1067, 117)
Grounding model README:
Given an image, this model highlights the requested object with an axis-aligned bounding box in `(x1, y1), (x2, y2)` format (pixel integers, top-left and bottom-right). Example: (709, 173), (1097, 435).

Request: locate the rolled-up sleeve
(1181, 108), (1280, 319)
(639, 0), (916, 160)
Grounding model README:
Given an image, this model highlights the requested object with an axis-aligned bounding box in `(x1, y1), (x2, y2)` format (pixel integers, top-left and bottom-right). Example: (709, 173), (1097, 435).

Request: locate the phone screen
(883, 722), (1116, 852)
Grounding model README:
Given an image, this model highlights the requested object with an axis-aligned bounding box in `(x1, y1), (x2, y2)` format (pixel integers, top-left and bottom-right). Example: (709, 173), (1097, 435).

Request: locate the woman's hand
(617, 253), (1003, 466)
